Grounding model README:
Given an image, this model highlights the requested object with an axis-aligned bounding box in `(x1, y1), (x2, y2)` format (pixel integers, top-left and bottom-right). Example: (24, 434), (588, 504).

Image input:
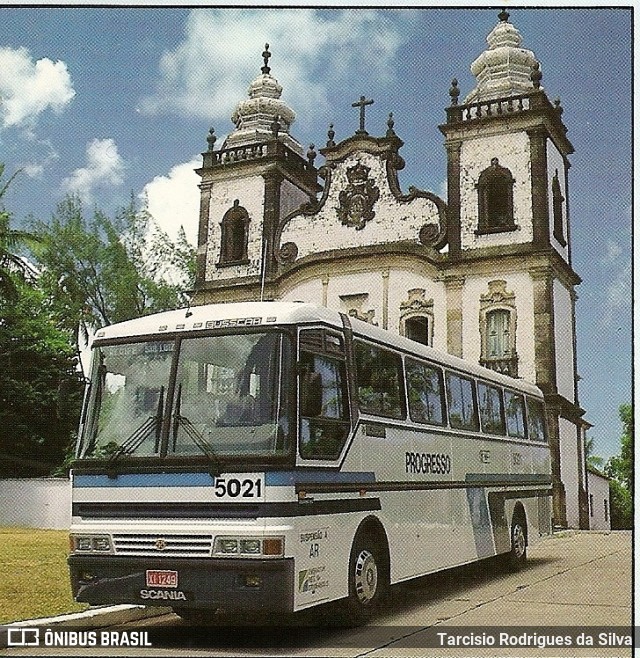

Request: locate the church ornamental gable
(276, 130), (447, 267)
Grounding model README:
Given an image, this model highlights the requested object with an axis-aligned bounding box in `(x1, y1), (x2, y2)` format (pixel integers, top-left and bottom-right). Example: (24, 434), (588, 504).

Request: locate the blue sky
(0, 6), (632, 459)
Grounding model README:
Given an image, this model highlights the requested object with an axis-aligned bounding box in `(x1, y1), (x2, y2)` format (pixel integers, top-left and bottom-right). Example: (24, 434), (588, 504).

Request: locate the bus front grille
(112, 533), (213, 558)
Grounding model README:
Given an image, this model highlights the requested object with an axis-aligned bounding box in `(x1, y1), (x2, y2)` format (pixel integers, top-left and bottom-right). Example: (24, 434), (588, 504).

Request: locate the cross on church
(352, 95), (374, 135)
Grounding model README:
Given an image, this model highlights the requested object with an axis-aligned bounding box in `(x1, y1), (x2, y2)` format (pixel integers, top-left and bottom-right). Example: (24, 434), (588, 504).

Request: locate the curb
(8, 605), (172, 628)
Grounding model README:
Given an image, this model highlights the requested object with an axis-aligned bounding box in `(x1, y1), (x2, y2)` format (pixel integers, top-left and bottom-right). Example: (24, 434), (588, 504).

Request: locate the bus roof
(93, 301), (542, 397)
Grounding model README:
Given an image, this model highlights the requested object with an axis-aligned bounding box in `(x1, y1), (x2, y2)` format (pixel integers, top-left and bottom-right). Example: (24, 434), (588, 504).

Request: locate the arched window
(218, 200), (250, 266)
(552, 170), (566, 246)
(476, 158), (516, 234)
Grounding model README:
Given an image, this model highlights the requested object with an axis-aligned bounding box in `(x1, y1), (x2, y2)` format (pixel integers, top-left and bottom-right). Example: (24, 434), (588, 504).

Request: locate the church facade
(192, 12), (590, 529)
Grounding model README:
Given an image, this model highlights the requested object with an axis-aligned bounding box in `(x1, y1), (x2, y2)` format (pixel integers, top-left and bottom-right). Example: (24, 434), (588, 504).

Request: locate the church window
(219, 200), (250, 266)
(405, 316), (430, 346)
(399, 289), (434, 346)
(479, 280), (518, 377)
(486, 309), (511, 359)
(552, 170), (566, 246)
(476, 158), (516, 234)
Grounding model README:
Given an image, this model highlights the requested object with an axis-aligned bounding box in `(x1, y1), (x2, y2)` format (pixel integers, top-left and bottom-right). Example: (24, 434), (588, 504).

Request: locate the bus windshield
(79, 332), (292, 461)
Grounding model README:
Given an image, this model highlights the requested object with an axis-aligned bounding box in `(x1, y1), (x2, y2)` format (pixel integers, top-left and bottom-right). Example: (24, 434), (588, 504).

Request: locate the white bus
(68, 301), (552, 624)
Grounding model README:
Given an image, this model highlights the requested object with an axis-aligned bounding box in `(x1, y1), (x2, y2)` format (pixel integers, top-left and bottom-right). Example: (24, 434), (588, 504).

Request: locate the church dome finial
(224, 44), (302, 155)
(261, 43), (271, 75)
(464, 10), (542, 104)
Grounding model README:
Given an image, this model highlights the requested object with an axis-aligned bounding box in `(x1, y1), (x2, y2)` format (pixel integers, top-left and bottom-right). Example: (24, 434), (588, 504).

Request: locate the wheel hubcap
(354, 549), (378, 603)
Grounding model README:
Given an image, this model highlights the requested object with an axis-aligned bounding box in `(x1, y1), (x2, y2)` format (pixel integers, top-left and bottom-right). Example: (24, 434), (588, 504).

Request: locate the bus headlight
(213, 536), (284, 558)
(71, 534), (112, 553)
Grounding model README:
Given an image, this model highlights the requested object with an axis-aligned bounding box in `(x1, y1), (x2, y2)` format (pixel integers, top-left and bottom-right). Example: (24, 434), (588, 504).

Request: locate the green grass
(0, 527), (89, 623)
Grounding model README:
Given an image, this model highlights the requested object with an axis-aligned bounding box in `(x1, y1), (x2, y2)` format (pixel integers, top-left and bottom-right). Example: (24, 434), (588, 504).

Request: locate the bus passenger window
(406, 359), (444, 425)
(354, 341), (405, 419)
(299, 351), (350, 460)
(527, 397), (548, 442)
(477, 382), (506, 435)
(446, 372), (479, 431)
(505, 391), (527, 438)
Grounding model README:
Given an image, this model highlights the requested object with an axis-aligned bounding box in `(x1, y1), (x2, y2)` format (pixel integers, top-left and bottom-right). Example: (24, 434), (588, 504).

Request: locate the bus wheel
(507, 515), (528, 571)
(344, 533), (387, 625)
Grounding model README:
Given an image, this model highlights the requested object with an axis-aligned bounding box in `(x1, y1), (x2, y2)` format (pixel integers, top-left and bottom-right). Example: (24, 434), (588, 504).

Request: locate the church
(191, 10), (590, 529)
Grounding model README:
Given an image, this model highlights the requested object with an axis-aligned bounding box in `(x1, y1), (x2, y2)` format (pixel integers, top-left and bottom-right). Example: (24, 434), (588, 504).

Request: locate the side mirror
(300, 371), (323, 417)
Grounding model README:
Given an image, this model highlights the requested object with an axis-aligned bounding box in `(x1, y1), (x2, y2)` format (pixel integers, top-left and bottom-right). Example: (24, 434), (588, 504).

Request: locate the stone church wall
(547, 141), (570, 260)
(460, 273), (537, 383)
(559, 417), (580, 528)
(553, 279), (576, 402)
(205, 175), (265, 281)
(459, 132), (533, 250)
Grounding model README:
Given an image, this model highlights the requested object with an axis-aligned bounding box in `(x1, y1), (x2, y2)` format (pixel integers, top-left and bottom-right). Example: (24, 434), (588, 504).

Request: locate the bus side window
(477, 382), (506, 435)
(446, 372), (479, 431)
(353, 341), (405, 419)
(527, 397), (548, 442)
(505, 390), (527, 439)
(299, 350), (350, 460)
(406, 358), (445, 425)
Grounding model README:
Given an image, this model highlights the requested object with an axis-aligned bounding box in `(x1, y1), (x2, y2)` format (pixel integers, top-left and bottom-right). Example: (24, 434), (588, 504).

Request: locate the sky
(0, 5), (632, 460)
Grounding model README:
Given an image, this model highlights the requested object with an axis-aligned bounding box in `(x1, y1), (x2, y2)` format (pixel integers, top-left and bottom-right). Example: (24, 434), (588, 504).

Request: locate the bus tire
(506, 512), (528, 571)
(343, 531), (387, 625)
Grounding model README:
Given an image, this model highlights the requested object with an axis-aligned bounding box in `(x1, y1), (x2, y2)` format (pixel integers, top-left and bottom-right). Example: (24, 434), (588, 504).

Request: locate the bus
(68, 301), (552, 624)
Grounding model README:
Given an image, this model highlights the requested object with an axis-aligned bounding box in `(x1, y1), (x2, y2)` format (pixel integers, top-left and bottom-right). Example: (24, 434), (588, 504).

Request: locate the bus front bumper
(68, 555), (295, 614)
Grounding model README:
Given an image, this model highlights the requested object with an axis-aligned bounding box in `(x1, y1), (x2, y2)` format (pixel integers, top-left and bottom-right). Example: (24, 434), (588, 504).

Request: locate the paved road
(2, 531), (632, 657)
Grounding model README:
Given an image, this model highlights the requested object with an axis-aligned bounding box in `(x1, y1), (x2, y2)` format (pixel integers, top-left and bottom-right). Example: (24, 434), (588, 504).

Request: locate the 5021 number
(214, 477), (263, 499)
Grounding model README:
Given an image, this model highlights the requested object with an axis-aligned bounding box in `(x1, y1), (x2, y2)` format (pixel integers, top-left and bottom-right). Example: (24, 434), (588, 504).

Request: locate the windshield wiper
(106, 386), (165, 476)
(172, 384), (223, 479)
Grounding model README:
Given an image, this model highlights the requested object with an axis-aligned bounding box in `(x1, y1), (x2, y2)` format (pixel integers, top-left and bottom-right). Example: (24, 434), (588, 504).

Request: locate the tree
(32, 194), (195, 370)
(605, 404), (633, 529)
(606, 404), (632, 492)
(0, 166), (39, 301)
(0, 280), (84, 477)
(584, 436), (604, 471)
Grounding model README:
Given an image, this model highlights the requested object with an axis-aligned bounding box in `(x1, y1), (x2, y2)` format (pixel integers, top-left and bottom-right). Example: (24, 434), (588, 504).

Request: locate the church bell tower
(439, 10), (588, 528)
(193, 45), (319, 304)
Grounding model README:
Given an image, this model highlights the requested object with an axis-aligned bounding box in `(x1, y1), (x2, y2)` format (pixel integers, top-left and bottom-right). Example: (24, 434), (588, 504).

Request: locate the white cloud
(600, 239), (623, 265)
(598, 259), (631, 330)
(0, 46), (75, 129)
(62, 138), (125, 203)
(139, 10), (413, 129)
(141, 158), (201, 246)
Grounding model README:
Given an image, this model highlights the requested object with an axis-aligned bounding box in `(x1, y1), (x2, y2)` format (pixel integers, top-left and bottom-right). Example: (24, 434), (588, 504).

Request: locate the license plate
(146, 569), (178, 588)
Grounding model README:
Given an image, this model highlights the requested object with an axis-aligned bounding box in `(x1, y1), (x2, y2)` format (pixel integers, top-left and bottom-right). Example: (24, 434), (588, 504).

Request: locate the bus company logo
(298, 566), (329, 593)
(7, 628), (40, 646)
